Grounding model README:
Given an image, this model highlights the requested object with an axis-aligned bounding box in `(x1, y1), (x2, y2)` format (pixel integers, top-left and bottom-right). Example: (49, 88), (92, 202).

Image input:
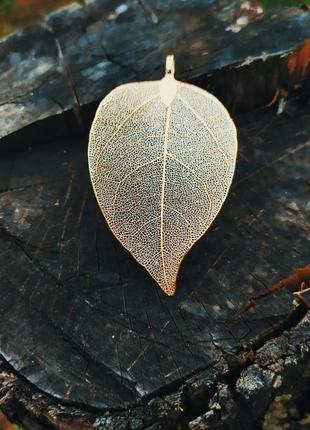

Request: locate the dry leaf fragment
(88, 55), (238, 296)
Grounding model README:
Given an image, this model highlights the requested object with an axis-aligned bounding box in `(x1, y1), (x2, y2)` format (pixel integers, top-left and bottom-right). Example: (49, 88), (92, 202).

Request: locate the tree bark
(0, 1), (309, 429)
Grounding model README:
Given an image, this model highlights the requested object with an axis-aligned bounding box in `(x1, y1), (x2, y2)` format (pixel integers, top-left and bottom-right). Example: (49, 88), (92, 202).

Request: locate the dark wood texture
(0, 0), (309, 429)
(1, 0), (310, 149)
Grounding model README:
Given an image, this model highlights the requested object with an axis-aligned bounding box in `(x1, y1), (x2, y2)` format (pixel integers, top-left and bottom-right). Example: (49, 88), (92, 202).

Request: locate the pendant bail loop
(165, 55), (175, 76)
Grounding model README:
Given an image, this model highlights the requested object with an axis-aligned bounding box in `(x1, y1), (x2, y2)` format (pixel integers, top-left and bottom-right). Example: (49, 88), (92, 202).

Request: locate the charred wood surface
(0, 0), (309, 429)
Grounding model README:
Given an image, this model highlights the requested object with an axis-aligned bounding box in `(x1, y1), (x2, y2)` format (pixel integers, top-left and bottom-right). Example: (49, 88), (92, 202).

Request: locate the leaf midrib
(160, 105), (172, 289)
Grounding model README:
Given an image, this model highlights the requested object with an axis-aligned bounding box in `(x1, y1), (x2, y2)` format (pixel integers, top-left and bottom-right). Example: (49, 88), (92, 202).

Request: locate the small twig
(264, 88), (288, 108)
(235, 264), (310, 319)
(293, 282), (310, 308)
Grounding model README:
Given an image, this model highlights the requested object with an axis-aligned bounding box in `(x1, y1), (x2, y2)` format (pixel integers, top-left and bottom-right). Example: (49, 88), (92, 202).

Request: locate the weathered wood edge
(1, 1), (310, 428)
(0, 89), (309, 418)
(1, 72), (310, 430)
(0, 300), (308, 429)
(1, 1), (310, 152)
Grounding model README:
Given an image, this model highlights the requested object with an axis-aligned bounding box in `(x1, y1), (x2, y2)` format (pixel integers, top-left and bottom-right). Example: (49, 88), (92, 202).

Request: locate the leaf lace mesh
(88, 78), (237, 296)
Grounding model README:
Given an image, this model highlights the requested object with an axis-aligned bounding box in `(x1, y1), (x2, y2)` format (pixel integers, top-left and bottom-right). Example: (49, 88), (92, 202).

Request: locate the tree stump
(0, 1), (309, 429)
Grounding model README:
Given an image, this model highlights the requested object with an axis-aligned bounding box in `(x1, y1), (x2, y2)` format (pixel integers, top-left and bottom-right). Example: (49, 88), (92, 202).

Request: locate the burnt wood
(0, 0), (309, 429)
(1, 0), (310, 149)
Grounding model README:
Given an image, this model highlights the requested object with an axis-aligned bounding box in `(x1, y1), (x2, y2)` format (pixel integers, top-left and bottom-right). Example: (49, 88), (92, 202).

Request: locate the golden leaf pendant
(88, 55), (238, 296)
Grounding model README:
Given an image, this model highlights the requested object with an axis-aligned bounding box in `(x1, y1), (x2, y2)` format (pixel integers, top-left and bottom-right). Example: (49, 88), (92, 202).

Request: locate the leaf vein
(129, 216), (161, 249)
(160, 106), (172, 292)
(167, 152), (213, 224)
(163, 204), (193, 233)
(94, 94), (159, 171)
(177, 94), (230, 167)
(112, 156), (163, 213)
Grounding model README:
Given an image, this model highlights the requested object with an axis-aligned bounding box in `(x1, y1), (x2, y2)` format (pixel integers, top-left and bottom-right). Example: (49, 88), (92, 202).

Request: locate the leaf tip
(161, 282), (176, 296)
